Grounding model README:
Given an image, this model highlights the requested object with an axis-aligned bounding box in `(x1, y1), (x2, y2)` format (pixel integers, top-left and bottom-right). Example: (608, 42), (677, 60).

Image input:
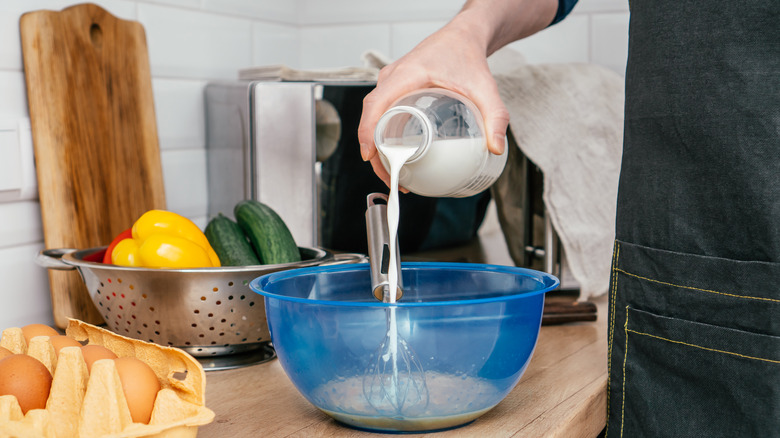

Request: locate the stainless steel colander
(37, 246), (334, 368)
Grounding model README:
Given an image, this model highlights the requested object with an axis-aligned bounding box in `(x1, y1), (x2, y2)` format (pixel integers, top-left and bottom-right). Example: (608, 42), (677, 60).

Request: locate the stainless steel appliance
(205, 80), (375, 247)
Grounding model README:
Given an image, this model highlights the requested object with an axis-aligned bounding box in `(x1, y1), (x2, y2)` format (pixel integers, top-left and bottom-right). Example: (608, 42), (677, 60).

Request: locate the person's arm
(357, 0), (559, 187)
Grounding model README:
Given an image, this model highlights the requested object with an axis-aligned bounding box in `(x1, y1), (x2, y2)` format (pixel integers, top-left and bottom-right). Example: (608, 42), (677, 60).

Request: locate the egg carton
(0, 320), (214, 438)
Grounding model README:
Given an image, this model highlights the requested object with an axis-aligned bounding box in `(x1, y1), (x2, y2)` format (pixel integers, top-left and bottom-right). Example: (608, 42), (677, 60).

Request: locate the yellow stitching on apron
(609, 242), (621, 350)
(621, 305), (629, 438)
(606, 240), (620, 437)
(614, 268), (780, 303)
(626, 329), (780, 364)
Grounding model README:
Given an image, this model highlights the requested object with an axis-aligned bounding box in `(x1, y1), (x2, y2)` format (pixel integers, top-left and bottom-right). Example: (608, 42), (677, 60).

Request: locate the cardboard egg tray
(0, 319), (215, 438)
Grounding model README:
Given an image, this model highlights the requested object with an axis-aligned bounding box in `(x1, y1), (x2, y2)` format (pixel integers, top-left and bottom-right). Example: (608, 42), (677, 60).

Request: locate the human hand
(357, 17), (510, 189)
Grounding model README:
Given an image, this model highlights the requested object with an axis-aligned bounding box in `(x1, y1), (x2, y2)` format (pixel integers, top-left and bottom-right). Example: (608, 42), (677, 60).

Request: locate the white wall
(0, 0), (629, 328)
(296, 0), (629, 71)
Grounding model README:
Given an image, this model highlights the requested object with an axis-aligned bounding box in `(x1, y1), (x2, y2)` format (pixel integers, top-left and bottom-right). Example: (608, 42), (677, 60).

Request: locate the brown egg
(49, 335), (82, 356)
(114, 357), (161, 424)
(81, 345), (118, 373)
(21, 324), (59, 344)
(0, 354), (53, 413)
(0, 347), (13, 360)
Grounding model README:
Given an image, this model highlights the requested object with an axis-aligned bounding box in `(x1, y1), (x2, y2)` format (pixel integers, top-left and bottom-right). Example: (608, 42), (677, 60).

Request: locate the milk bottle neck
(374, 106), (433, 163)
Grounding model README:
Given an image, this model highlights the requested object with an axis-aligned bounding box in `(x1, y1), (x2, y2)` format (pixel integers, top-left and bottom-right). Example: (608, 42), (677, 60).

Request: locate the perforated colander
(37, 246), (333, 368)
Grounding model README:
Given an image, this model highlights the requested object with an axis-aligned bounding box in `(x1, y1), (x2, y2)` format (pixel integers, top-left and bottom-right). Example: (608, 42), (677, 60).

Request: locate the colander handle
(35, 248), (78, 270)
(323, 252), (368, 265)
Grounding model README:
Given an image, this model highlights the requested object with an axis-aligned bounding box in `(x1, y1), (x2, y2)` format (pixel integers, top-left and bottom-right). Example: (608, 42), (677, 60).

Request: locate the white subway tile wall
(153, 78), (209, 151)
(139, 4), (255, 79)
(299, 23), (392, 70)
(507, 14), (591, 64)
(591, 12), (630, 74)
(0, 0), (628, 327)
(251, 21), (299, 67)
(202, 0), (297, 22)
(296, 0), (463, 25)
(0, 72), (29, 118)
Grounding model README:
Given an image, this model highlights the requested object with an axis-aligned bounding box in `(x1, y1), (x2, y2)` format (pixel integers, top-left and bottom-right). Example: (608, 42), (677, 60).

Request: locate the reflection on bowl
(250, 262), (558, 433)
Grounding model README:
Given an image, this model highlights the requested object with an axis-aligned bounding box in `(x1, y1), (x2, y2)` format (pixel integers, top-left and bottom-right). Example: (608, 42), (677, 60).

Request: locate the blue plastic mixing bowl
(249, 262), (559, 433)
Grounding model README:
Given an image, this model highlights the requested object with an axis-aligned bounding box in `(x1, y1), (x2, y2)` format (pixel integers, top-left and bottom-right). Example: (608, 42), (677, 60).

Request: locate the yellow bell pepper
(111, 238), (142, 267)
(110, 210), (221, 269)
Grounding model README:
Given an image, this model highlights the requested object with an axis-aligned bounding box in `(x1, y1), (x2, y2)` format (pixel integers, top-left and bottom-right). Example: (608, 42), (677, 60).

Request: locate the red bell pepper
(102, 228), (133, 264)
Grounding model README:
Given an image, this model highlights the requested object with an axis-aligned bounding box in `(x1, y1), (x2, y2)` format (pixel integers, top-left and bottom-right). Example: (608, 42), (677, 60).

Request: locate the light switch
(0, 121), (23, 193)
(0, 119), (37, 203)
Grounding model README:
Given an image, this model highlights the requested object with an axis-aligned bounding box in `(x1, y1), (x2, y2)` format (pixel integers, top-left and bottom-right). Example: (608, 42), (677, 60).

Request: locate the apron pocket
(620, 306), (780, 437)
(607, 240), (780, 437)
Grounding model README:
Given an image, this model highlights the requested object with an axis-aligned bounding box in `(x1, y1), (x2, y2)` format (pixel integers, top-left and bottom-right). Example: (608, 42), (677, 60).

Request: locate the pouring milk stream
(380, 144), (417, 405)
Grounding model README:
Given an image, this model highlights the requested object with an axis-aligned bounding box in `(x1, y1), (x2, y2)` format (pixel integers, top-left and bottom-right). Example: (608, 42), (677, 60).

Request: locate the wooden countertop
(198, 295), (607, 437)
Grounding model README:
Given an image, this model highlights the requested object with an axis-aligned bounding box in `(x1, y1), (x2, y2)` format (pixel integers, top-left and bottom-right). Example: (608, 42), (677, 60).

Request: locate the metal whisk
(362, 193), (429, 415)
(363, 290), (428, 415)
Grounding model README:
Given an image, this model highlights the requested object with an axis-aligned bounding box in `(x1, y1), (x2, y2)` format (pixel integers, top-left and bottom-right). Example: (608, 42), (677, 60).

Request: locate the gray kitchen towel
(489, 48), (624, 300)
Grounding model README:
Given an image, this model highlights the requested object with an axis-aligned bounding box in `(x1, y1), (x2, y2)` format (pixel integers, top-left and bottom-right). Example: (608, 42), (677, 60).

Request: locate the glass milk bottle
(374, 88), (508, 198)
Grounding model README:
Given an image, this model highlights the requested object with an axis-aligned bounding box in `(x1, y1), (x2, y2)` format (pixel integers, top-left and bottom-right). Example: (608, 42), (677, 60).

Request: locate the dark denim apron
(606, 0), (780, 436)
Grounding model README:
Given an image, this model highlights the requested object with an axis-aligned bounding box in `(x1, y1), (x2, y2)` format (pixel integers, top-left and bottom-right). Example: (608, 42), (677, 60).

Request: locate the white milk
(396, 137), (485, 197)
(379, 143), (418, 305)
(376, 143), (417, 376)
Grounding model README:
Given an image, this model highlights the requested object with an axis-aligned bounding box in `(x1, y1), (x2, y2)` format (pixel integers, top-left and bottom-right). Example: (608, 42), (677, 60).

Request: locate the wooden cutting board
(21, 3), (166, 328)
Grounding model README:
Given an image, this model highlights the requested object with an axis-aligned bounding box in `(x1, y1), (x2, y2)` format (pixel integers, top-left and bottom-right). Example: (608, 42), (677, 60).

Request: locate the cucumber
(234, 200), (301, 265)
(205, 213), (261, 266)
